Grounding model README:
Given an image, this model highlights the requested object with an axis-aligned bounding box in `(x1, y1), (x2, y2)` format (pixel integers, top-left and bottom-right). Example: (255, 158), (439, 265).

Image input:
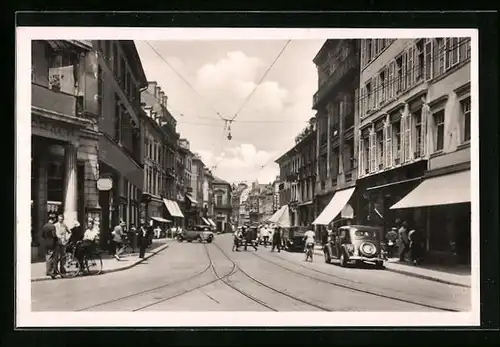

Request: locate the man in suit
(41, 214), (57, 278)
(138, 219), (148, 259)
(54, 214), (72, 274)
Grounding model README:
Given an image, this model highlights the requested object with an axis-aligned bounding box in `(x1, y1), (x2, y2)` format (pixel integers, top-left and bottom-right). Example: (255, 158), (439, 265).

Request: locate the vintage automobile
(283, 226), (309, 252)
(323, 225), (384, 268)
(177, 225), (214, 243)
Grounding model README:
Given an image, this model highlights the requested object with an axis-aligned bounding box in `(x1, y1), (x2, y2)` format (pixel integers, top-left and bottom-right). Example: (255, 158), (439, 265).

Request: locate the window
(377, 130), (384, 169)
(413, 109), (423, 157)
(97, 66), (103, 115)
(433, 110), (445, 151)
(114, 95), (121, 142)
(424, 39), (433, 80)
(112, 43), (118, 73)
(379, 69), (386, 104)
(366, 40), (373, 62)
(366, 81), (372, 111)
(416, 39), (425, 82)
(120, 57), (126, 87)
(393, 120), (401, 163)
(434, 38), (445, 78)
(461, 97), (471, 143)
(363, 137), (370, 173)
(388, 61), (395, 99)
(447, 37), (459, 68)
(406, 45), (414, 88)
(48, 51), (78, 94)
(395, 55), (404, 93)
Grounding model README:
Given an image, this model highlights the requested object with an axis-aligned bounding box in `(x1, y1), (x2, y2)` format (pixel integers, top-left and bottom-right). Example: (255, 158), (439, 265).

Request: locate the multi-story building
(191, 153), (205, 225)
(176, 138), (195, 227)
(213, 177), (233, 232)
(95, 40), (147, 247)
(231, 182), (248, 226)
(271, 176), (281, 212)
(202, 167), (215, 222)
(238, 185), (252, 226)
(295, 123), (317, 226)
(141, 81), (182, 226)
(311, 39), (360, 230)
(31, 40), (101, 260)
(257, 184), (275, 223)
(358, 37), (472, 265)
(247, 182), (266, 224)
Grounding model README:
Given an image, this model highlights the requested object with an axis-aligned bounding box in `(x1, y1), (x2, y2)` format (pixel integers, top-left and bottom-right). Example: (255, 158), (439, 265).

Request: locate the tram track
(210, 242), (330, 312)
(77, 244), (218, 312)
(251, 251), (461, 312)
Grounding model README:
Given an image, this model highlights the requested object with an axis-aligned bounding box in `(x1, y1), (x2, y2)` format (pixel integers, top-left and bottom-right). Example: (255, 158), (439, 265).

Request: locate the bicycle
(60, 241), (103, 278)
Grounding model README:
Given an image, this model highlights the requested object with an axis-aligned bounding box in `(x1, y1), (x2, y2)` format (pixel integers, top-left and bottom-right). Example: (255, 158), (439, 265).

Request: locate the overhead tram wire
(230, 40), (292, 123)
(145, 41), (227, 122)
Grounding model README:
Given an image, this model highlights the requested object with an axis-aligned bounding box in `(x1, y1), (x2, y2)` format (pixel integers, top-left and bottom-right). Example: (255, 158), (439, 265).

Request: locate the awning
(207, 218), (216, 227)
(390, 170), (470, 209)
(267, 205), (291, 228)
(312, 187), (356, 225)
(163, 199), (184, 218)
(186, 194), (197, 205)
(201, 217), (210, 225)
(150, 216), (172, 223)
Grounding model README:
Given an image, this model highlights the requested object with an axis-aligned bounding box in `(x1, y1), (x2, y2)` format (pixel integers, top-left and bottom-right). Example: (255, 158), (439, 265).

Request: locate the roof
(213, 176), (230, 185)
(121, 41), (148, 88)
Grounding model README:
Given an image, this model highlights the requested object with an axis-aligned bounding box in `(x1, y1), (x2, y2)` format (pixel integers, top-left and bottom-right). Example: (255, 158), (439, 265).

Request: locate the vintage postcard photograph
(16, 27), (479, 327)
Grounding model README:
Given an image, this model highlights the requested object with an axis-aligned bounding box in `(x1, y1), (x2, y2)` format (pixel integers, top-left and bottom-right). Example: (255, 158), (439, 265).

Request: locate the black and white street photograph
(16, 27), (479, 327)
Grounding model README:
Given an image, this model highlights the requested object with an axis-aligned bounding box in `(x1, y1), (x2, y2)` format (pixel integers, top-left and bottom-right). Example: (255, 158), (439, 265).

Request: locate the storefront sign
(97, 177), (113, 191)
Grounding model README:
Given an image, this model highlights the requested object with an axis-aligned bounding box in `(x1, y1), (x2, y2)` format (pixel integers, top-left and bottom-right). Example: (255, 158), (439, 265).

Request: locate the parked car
(283, 226), (308, 252)
(323, 225), (384, 268)
(177, 225), (214, 243)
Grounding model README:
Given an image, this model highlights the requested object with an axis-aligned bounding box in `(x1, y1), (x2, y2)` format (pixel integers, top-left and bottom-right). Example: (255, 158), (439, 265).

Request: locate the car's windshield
(353, 230), (378, 238)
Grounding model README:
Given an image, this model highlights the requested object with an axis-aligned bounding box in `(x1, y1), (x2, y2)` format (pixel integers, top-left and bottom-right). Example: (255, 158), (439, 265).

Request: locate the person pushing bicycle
(303, 226), (316, 262)
(75, 218), (99, 270)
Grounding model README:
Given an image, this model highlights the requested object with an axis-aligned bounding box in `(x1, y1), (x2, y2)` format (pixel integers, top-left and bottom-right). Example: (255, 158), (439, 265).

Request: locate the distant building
(202, 167), (215, 222)
(176, 138), (195, 227)
(213, 176), (232, 232)
(231, 182), (248, 226)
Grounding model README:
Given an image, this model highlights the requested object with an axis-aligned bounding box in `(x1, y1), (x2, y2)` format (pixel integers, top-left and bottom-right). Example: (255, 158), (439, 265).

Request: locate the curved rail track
(251, 251), (461, 312)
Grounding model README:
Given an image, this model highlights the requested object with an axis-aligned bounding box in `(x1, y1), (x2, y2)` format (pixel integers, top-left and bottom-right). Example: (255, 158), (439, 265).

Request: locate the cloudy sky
(135, 39), (324, 184)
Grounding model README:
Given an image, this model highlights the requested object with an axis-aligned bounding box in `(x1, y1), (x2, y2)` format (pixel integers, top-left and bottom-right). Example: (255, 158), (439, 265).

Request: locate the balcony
(313, 54), (359, 110)
(32, 83), (76, 118)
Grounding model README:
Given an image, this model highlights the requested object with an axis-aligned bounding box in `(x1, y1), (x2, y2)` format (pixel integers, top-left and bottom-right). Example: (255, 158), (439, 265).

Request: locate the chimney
(155, 87), (161, 100)
(162, 95), (168, 107)
(160, 91), (165, 105)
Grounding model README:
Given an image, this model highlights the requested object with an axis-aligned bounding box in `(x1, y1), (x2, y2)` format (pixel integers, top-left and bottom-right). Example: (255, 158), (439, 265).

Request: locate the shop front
(312, 187), (356, 239)
(162, 198), (184, 227)
(297, 201), (315, 227)
(390, 169), (471, 265)
(356, 160), (428, 233)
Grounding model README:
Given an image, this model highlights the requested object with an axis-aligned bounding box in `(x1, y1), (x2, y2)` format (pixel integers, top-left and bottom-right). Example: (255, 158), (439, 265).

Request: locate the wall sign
(97, 177), (113, 191)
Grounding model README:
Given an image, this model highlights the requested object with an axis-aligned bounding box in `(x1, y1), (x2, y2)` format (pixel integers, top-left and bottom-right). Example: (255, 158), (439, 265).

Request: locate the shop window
(433, 110), (445, 152)
(47, 161), (64, 203)
(461, 97), (471, 143)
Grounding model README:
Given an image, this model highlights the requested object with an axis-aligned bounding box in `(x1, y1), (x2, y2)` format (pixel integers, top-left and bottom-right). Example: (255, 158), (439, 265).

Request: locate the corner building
(357, 37), (471, 265)
(31, 40), (101, 261)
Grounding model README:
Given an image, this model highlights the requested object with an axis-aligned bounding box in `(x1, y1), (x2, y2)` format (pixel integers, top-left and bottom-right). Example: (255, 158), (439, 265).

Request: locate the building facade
(231, 182), (248, 226)
(358, 37), (472, 264)
(176, 138), (195, 227)
(312, 39), (360, 229)
(257, 184), (275, 223)
(202, 167), (215, 221)
(191, 153), (205, 225)
(213, 177), (232, 232)
(295, 125), (317, 227)
(31, 40), (101, 260)
(95, 40), (147, 248)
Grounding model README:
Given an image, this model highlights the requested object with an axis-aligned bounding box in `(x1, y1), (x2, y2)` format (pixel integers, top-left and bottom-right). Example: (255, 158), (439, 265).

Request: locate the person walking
(41, 214), (57, 278)
(138, 220), (148, 259)
(260, 224), (269, 247)
(232, 228), (242, 252)
(244, 227), (258, 251)
(54, 214), (72, 275)
(409, 228), (423, 265)
(385, 227), (399, 259)
(398, 221), (410, 262)
(112, 221), (127, 261)
(271, 226), (282, 253)
(154, 224), (162, 239)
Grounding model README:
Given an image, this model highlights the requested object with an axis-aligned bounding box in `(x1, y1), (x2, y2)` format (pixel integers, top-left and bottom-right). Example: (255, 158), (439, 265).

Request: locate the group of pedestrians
(232, 224), (285, 252)
(110, 219), (152, 260)
(41, 214), (99, 279)
(384, 219), (424, 265)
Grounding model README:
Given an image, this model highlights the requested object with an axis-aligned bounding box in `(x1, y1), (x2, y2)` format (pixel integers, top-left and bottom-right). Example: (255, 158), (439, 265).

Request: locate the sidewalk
(31, 239), (172, 282)
(313, 246), (471, 288)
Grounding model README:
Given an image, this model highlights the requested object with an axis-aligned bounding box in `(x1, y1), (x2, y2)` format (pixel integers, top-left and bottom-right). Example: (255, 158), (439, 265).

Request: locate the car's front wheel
(207, 237), (213, 244)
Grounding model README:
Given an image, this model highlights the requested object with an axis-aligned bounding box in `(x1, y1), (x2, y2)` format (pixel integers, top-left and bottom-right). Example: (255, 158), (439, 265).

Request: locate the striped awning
(207, 218), (216, 227)
(201, 217), (210, 225)
(150, 216), (172, 223)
